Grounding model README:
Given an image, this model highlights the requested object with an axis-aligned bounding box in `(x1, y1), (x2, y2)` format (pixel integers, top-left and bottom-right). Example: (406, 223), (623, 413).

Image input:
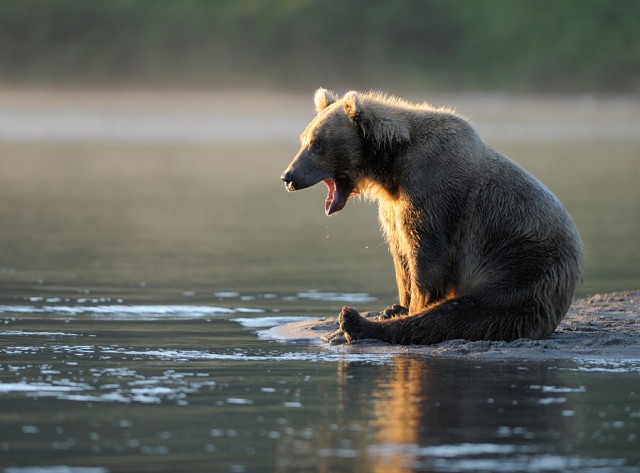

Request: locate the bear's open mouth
(323, 178), (359, 216)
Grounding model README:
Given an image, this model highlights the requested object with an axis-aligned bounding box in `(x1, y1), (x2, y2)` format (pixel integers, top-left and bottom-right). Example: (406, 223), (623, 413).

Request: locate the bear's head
(280, 88), (410, 215)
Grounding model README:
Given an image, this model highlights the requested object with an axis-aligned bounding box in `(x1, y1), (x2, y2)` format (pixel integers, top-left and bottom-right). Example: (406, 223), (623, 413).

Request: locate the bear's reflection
(368, 358), (425, 472)
(370, 358), (424, 447)
(271, 356), (577, 472)
(337, 356), (576, 472)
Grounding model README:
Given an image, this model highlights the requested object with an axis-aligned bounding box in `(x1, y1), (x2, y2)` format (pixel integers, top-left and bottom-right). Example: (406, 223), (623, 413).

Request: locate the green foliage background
(1, 0), (639, 92)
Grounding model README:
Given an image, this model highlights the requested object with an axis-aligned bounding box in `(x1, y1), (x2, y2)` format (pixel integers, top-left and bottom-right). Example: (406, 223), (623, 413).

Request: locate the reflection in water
(370, 358), (423, 472)
(327, 357), (639, 472)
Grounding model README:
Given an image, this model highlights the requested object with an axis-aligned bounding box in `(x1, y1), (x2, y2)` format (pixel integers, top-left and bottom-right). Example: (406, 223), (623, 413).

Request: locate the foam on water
(0, 382), (91, 394)
(231, 316), (317, 328)
(295, 291), (376, 303)
(565, 359), (640, 373)
(367, 442), (635, 472)
(0, 305), (264, 320)
(0, 330), (83, 337)
(0, 366), (219, 405)
(427, 455), (632, 473)
(370, 442), (518, 457)
(4, 468), (109, 473)
(212, 290), (378, 303)
(0, 344), (392, 407)
(0, 344), (394, 365)
(529, 385), (586, 393)
(95, 346), (393, 364)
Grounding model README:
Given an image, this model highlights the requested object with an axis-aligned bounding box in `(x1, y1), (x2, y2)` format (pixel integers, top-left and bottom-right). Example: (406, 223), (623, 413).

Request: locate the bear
(280, 88), (583, 345)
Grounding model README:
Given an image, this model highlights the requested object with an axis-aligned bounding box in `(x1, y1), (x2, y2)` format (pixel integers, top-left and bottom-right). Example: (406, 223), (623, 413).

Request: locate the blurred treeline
(1, 0), (639, 93)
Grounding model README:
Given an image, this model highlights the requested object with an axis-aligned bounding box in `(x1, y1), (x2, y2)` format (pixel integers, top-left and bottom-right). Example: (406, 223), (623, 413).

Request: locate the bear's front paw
(339, 306), (375, 343)
(378, 304), (409, 320)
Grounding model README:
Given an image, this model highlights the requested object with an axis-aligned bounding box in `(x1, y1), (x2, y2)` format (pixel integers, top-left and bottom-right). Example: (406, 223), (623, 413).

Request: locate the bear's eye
(309, 135), (324, 150)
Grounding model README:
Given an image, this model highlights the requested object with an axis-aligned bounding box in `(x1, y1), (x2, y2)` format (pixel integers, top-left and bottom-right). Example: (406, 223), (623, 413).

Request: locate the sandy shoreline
(264, 291), (640, 362)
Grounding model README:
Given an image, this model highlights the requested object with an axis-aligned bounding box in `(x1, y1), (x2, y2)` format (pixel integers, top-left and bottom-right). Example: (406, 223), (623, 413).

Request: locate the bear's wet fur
(281, 89), (583, 345)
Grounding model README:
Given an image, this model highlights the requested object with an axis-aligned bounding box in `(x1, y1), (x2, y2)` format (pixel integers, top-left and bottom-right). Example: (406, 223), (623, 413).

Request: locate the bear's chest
(378, 201), (419, 257)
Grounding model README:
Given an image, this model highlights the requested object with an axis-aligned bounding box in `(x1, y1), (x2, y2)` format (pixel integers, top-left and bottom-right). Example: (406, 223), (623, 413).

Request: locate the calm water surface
(1, 96), (639, 472)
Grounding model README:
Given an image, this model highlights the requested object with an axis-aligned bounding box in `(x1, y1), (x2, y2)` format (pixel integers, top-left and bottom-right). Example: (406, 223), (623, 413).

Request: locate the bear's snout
(281, 151), (329, 192)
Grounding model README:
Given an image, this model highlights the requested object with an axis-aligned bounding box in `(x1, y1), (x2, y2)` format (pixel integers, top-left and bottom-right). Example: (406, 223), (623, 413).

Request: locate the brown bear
(281, 88), (583, 345)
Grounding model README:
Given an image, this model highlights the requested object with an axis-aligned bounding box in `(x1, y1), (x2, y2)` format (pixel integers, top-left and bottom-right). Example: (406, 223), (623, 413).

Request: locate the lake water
(0, 91), (639, 472)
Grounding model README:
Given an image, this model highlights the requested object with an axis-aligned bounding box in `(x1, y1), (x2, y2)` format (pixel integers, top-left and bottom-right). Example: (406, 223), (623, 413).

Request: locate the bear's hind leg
(340, 296), (556, 345)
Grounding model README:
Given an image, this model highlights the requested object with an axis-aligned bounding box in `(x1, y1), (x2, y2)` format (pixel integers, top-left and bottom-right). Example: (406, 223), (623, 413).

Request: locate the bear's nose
(281, 171), (296, 191)
(281, 171), (293, 184)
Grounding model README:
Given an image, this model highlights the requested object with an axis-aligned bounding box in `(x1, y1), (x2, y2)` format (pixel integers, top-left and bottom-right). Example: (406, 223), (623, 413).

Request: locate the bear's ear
(343, 91), (411, 148)
(343, 91), (360, 121)
(314, 88), (337, 113)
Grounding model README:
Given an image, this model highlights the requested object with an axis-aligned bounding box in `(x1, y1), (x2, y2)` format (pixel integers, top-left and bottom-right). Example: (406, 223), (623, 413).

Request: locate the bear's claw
(379, 304), (409, 320)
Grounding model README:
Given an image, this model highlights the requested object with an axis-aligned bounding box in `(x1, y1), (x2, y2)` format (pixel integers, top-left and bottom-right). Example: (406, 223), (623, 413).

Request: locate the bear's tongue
(324, 178), (348, 216)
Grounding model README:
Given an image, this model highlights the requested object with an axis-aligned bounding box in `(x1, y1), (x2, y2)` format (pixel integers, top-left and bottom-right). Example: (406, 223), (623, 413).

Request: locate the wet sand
(265, 291), (640, 361)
